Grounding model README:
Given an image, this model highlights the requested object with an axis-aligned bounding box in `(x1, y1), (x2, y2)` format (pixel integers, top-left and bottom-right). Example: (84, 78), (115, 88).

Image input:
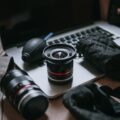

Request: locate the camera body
(1, 68), (48, 120)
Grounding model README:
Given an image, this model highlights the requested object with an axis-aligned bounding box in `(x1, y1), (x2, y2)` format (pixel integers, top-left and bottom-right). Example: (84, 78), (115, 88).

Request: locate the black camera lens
(1, 69), (48, 120)
(43, 44), (76, 84)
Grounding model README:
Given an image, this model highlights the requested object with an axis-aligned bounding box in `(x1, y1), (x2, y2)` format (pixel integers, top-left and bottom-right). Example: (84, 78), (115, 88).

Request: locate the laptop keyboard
(47, 26), (117, 47)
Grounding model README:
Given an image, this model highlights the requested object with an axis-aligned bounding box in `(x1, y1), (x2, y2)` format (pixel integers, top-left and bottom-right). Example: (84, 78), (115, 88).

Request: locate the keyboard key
(48, 41), (54, 45)
(76, 32), (81, 37)
(71, 34), (76, 38)
(54, 39), (60, 43)
(59, 38), (66, 42)
(72, 39), (78, 42)
(81, 31), (86, 35)
(65, 36), (71, 40)
(66, 41), (71, 44)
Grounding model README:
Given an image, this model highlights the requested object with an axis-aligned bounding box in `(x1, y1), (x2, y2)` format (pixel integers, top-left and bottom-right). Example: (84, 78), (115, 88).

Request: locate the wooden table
(0, 94), (75, 120)
(0, 76), (120, 120)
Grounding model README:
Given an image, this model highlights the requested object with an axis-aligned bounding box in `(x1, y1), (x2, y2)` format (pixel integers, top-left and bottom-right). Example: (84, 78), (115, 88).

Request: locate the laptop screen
(0, 0), (100, 48)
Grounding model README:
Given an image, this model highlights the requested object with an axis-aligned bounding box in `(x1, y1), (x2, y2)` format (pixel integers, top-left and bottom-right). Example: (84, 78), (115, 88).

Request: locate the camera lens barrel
(43, 44), (76, 84)
(1, 69), (48, 120)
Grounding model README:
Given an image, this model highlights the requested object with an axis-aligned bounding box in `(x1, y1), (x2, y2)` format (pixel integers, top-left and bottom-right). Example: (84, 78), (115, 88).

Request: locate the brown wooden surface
(0, 76), (120, 120)
(99, 0), (110, 20)
(0, 94), (75, 120)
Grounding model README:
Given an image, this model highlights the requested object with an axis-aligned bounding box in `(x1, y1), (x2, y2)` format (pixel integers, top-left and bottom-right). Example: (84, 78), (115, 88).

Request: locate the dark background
(0, 0), (100, 48)
(108, 0), (120, 26)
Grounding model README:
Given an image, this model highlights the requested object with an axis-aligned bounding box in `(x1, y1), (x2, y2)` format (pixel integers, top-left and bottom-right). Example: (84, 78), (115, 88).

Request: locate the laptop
(2, 1), (120, 98)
